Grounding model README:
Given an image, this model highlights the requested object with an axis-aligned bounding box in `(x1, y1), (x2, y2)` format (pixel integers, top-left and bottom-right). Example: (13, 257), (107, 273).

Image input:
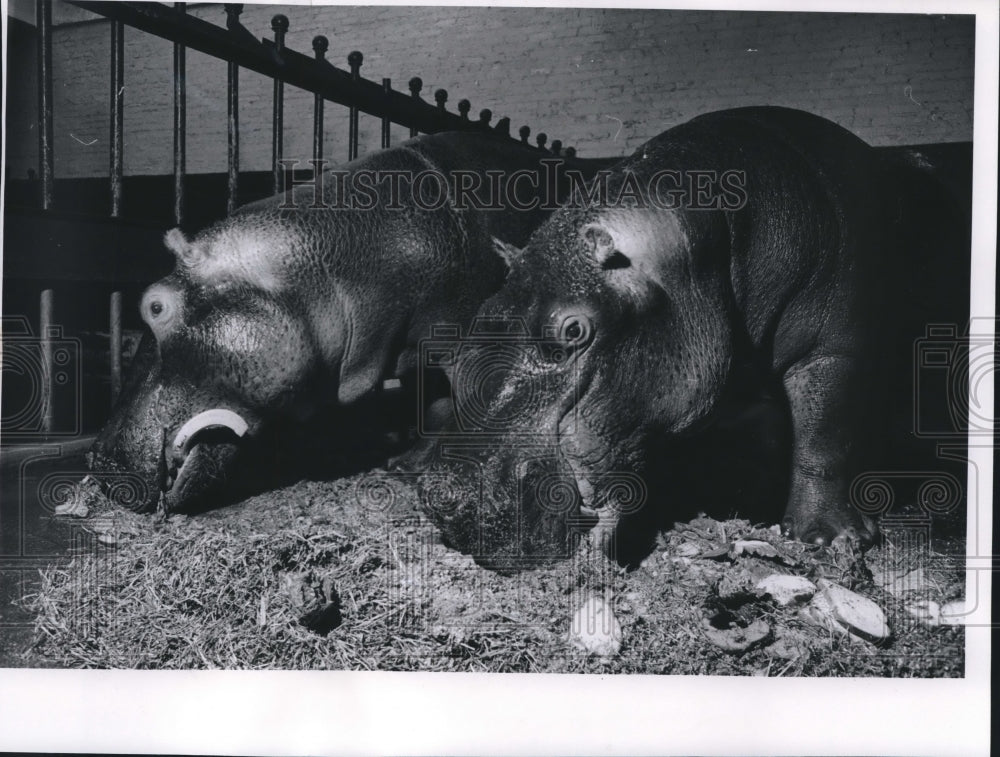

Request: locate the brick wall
(5, 3), (975, 179)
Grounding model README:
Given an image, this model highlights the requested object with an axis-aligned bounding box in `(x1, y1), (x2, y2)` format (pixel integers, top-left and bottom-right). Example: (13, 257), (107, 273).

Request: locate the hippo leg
(781, 355), (878, 545)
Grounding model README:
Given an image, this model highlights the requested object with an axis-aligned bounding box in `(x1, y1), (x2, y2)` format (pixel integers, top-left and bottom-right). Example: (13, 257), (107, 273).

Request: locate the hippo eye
(558, 315), (592, 349)
(141, 285), (182, 335)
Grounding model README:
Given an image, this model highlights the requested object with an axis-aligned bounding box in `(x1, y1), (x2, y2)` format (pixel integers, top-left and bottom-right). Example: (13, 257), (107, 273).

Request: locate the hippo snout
(89, 399), (256, 513)
(417, 448), (591, 572)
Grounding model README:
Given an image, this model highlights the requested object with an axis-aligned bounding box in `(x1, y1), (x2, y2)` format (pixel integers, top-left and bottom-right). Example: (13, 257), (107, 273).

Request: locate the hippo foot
(782, 508), (879, 548)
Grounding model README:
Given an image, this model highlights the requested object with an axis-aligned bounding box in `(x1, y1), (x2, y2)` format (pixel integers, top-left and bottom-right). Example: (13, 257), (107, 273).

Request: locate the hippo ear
(492, 237), (524, 270)
(583, 224), (632, 271)
(584, 219), (685, 303)
(164, 228), (203, 268)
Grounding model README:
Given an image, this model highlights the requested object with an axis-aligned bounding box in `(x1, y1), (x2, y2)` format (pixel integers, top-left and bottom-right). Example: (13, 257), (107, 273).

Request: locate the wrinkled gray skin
(416, 107), (941, 571)
(89, 132), (611, 512)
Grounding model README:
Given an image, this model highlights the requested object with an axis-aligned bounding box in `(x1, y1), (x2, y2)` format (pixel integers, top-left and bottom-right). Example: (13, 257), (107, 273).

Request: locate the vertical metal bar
(110, 19), (125, 218)
(407, 77), (422, 138)
(225, 4), (243, 214)
(227, 58), (239, 213)
(381, 78), (392, 149)
(172, 2), (187, 226)
(271, 14), (288, 194)
(347, 51), (363, 160)
(40, 290), (54, 434)
(312, 35), (328, 164)
(36, 0), (54, 211)
(433, 89), (448, 133)
(110, 291), (123, 405)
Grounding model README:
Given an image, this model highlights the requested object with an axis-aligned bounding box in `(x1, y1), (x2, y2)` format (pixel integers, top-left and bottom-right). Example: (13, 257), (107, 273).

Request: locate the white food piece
(732, 539), (779, 558)
(755, 574), (817, 606)
(569, 594), (622, 657)
(818, 579), (890, 641)
(939, 599), (967, 626)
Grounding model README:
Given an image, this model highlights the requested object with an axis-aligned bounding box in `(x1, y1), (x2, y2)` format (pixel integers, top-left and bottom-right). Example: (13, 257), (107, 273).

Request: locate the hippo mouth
(163, 409), (251, 511)
(416, 442), (599, 572)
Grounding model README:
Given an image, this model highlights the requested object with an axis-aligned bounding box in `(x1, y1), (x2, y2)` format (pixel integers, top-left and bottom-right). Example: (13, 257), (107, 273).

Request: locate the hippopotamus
(414, 107), (970, 571)
(89, 131), (614, 513)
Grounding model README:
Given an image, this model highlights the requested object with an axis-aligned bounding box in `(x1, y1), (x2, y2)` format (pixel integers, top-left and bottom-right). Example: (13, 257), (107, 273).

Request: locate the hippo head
(90, 227), (327, 513)
(417, 202), (733, 571)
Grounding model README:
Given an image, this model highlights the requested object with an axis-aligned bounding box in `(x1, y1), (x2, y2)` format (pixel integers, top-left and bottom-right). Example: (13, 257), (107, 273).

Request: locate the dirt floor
(11, 468), (966, 674)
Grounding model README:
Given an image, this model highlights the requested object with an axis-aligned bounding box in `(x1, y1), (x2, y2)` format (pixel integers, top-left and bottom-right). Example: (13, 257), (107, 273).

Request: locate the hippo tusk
(171, 409), (249, 460)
